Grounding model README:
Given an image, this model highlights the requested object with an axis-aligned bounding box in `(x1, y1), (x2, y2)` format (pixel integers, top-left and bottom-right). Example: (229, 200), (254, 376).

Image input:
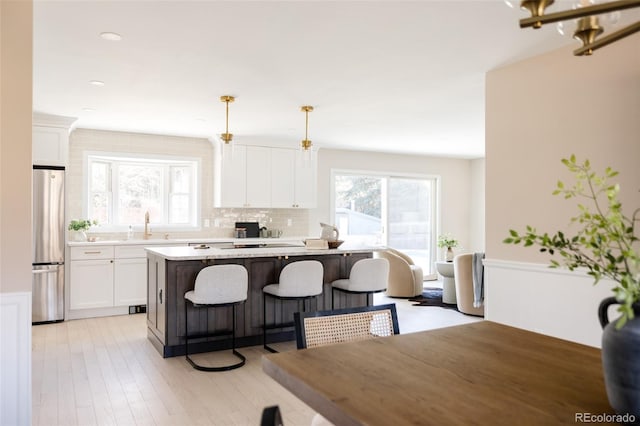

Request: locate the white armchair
(375, 248), (424, 297)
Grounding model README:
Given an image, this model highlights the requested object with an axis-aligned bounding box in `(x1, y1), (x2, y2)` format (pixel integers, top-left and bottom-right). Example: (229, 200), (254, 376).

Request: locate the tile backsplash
(202, 207), (310, 238)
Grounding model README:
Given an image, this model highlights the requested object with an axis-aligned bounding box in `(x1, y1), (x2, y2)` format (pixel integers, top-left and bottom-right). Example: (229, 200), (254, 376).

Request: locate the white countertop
(67, 237), (306, 247)
(145, 243), (378, 261)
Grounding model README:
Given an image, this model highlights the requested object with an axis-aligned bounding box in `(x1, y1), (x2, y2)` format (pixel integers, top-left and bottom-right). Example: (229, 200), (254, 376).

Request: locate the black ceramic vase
(599, 297), (640, 421)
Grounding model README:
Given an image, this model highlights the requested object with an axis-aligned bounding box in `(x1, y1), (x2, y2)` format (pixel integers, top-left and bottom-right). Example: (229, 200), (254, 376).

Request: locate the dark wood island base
(146, 247), (374, 358)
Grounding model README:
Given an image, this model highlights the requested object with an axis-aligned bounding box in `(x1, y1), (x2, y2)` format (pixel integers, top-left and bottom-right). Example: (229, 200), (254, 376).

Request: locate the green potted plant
(437, 234), (459, 262)
(68, 219), (97, 241)
(503, 155), (639, 417)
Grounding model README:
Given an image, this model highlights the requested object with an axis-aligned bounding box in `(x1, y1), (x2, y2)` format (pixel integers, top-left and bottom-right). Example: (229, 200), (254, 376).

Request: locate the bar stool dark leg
(331, 287), (335, 309)
(185, 301), (246, 372)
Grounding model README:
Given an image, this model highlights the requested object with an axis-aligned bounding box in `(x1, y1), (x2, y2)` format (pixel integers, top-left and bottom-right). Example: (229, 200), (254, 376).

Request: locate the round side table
(435, 261), (457, 304)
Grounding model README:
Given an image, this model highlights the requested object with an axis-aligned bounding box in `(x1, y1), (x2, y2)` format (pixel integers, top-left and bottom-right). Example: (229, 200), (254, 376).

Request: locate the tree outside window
(87, 154), (198, 230)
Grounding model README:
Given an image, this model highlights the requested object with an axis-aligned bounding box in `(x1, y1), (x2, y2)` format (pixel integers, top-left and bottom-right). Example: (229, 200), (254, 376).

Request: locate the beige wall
(484, 37), (639, 346)
(1, 2), (33, 424)
(1, 0), (32, 294)
(311, 148), (482, 253)
(486, 39), (640, 262)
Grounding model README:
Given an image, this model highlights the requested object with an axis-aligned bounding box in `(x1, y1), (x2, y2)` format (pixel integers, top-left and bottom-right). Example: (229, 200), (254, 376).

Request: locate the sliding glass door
(333, 172), (437, 277)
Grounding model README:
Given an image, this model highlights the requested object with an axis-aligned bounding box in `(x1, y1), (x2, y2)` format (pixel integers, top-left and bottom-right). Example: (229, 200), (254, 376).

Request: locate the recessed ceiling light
(100, 32), (122, 41)
(82, 108), (95, 112)
(89, 80), (105, 86)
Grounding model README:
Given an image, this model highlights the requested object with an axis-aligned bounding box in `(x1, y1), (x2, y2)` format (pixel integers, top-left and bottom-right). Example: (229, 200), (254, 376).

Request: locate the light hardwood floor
(32, 289), (481, 426)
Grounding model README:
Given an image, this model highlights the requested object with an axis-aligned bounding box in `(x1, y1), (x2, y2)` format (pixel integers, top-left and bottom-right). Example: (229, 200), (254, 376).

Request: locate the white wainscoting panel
(0, 292), (31, 426)
(484, 259), (617, 348)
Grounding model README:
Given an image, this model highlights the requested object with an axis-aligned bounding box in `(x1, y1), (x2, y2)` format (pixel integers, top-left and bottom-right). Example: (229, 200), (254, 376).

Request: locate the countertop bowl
(327, 240), (344, 249)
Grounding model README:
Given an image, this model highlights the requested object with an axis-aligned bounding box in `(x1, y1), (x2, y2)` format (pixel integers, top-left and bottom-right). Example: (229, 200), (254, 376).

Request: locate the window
(332, 171), (437, 277)
(86, 153), (199, 230)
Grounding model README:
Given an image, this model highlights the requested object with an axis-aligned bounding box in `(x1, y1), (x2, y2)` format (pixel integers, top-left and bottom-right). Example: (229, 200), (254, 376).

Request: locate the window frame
(83, 151), (201, 232)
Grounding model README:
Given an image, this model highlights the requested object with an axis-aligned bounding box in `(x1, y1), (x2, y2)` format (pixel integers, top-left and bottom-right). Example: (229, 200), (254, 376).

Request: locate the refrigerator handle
(32, 269), (55, 275)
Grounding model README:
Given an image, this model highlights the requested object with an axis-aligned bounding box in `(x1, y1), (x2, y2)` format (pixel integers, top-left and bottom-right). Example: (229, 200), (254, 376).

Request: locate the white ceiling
(34, 0), (601, 159)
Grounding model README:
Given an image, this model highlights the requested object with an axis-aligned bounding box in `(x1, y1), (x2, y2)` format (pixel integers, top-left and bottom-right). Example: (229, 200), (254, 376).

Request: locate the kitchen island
(145, 243), (376, 357)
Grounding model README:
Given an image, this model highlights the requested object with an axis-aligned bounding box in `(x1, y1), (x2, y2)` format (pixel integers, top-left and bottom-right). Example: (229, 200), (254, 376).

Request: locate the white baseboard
(0, 292), (31, 426)
(66, 305), (131, 320)
(484, 259), (615, 348)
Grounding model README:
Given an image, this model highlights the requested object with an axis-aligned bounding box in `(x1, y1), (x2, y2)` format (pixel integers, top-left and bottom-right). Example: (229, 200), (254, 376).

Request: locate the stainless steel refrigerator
(32, 165), (65, 323)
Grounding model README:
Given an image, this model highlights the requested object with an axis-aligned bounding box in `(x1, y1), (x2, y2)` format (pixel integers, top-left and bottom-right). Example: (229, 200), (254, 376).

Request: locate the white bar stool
(184, 264), (248, 372)
(262, 260), (324, 353)
(331, 257), (389, 309)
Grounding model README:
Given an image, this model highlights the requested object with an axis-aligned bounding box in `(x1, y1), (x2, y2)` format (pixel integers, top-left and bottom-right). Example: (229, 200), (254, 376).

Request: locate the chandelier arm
(520, 0), (640, 29)
(574, 20), (640, 56)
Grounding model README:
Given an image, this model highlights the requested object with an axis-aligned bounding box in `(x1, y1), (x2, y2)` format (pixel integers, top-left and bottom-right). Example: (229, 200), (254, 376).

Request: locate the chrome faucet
(143, 211), (152, 240)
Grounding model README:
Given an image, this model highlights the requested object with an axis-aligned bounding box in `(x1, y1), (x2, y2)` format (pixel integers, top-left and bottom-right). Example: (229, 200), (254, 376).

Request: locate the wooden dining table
(262, 321), (615, 425)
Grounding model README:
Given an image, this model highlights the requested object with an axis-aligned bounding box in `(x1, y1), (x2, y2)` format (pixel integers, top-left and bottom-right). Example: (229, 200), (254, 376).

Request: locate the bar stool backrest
(191, 264), (248, 304)
(277, 260), (324, 297)
(347, 258), (389, 291)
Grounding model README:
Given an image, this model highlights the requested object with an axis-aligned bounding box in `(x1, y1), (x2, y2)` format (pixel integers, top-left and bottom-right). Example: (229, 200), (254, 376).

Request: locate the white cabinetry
(69, 246), (114, 310)
(220, 145), (271, 207)
(293, 151), (317, 208)
(68, 243), (185, 319)
(220, 145), (247, 207)
(32, 112), (76, 167)
(218, 145), (316, 208)
(246, 146), (271, 207)
(270, 148), (295, 208)
(70, 245), (147, 311)
(270, 148), (317, 208)
(114, 246), (147, 306)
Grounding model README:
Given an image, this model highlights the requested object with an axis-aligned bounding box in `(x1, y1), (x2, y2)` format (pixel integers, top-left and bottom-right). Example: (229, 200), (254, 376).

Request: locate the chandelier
(517, 0), (640, 55)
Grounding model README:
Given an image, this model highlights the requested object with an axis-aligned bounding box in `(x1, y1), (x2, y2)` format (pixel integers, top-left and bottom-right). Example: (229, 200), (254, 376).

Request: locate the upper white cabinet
(32, 112), (76, 167)
(220, 145), (248, 207)
(270, 148), (296, 208)
(245, 146), (272, 207)
(220, 145), (271, 208)
(218, 145), (315, 208)
(293, 151), (317, 208)
(271, 148), (317, 208)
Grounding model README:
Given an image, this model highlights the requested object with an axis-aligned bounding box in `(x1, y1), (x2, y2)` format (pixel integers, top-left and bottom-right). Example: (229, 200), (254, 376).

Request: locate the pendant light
(300, 105), (314, 166)
(220, 95), (235, 160)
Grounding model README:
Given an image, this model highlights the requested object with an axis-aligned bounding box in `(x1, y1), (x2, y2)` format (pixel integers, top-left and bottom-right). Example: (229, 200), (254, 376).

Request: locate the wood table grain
(262, 321), (615, 425)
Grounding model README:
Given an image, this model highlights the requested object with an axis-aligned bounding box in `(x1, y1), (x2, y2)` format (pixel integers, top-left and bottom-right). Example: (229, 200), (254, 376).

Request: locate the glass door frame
(330, 168), (440, 279)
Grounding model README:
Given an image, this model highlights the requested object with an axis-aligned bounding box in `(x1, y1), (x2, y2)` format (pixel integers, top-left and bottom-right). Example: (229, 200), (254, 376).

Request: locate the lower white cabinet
(114, 258), (147, 306)
(69, 244), (147, 312)
(69, 259), (114, 309)
(68, 243), (183, 318)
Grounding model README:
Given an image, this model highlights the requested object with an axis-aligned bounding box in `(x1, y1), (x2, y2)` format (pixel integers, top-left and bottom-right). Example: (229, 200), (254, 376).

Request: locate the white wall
(0, 1), (33, 424)
(68, 129), (310, 238)
(469, 158), (485, 251)
(311, 148), (484, 253)
(485, 39), (640, 346)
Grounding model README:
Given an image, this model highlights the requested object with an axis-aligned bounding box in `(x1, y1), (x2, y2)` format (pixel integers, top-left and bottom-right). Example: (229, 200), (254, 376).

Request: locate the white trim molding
(483, 258), (616, 348)
(0, 292), (32, 426)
